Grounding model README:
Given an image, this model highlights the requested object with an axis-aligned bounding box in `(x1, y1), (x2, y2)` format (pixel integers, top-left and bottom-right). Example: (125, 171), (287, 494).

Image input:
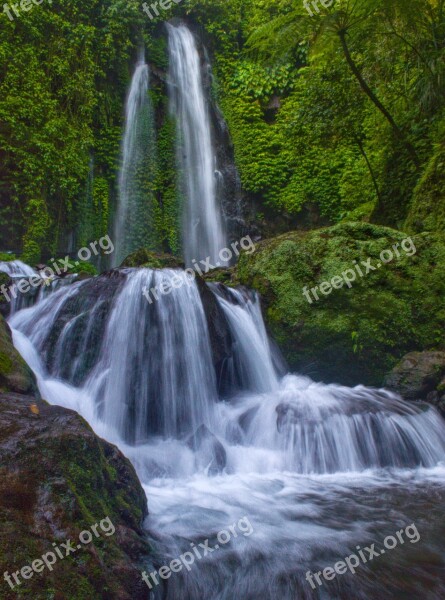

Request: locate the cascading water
(7, 264), (445, 599)
(0, 260), (36, 278)
(114, 49), (156, 266)
(167, 24), (227, 267)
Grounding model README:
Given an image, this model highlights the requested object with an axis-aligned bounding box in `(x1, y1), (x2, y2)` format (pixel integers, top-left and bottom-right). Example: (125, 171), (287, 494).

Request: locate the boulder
(384, 351), (445, 405)
(0, 392), (153, 599)
(0, 315), (38, 397)
(236, 222), (445, 386)
(120, 248), (184, 270)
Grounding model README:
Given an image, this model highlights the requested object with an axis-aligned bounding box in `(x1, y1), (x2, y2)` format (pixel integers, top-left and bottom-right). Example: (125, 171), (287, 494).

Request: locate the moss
(237, 222), (445, 386)
(0, 316), (38, 396)
(120, 248), (183, 269)
(404, 144), (445, 233)
(0, 253), (15, 262)
(0, 394), (152, 600)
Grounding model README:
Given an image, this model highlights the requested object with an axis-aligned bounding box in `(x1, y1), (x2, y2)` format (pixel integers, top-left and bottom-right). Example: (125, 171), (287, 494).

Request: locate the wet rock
(0, 392), (152, 599)
(0, 315), (38, 397)
(384, 351), (445, 403)
(195, 277), (235, 395)
(186, 424), (227, 475)
(0, 272), (11, 317)
(120, 248), (184, 269)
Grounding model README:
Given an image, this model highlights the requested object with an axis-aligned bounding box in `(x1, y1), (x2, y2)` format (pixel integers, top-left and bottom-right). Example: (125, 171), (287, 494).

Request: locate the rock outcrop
(0, 392), (153, 600)
(236, 222), (445, 386)
(0, 314), (38, 396)
(384, 351), (445, 413)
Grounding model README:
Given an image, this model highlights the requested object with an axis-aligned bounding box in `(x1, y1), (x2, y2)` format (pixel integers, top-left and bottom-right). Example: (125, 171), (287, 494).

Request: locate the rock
(236, 222), (445, 386)
(35, 269), (127, 386)
(0, 392), (152, 599)
(384, 351), (445, 402)
(121, 248), (184, 269)
(0, 315), (38, 397)
(195, 277), (235, 395)
(186, 424), (227, 475)
(0, 272), (11, 317)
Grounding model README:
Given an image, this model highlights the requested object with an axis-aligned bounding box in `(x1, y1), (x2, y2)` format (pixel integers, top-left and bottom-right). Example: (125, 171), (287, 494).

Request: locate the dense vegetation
(1, 0), (444, 260)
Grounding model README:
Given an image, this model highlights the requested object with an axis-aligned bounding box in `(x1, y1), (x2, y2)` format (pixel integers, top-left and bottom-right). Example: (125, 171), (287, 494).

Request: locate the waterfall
(211, 285), (280, 394)
(8, 267), (445, 599)
(167, 24), (227, 267)
(0, 260), (36, 278)
(114, 50), (156, 266)
(9, 269), (445, 474)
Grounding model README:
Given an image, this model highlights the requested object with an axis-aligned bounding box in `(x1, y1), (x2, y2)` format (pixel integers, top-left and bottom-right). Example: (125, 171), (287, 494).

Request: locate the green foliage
(0, 0), (144, 258)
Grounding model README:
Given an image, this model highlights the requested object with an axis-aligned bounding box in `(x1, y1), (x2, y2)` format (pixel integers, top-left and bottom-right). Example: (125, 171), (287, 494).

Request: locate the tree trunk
(338, 30), (420, 171)
(354, 135), (382, 203)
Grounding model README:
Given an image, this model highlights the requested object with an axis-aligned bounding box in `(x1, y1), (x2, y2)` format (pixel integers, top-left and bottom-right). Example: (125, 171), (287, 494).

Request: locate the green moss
(237, 222), (445, 386)
(0, 316), (38, 396)
(0, 352), (13, 376)
(405, 143), (445, 233)
(121, 248), (183, 269)
(0, 253), (15, 262)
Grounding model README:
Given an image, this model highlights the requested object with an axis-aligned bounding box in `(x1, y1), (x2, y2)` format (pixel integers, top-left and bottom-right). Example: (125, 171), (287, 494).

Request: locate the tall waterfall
(167, 24), (227, 267)
(6, 264), (445, 599)
(114, 50), (156, 266)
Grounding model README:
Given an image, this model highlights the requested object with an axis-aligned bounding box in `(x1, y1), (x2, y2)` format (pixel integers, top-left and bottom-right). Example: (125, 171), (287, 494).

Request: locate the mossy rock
(237, 222), (445, 386)
(0, 315), (38, 396)
(120, 248), (184, 270)
(0, 393), (153, 600)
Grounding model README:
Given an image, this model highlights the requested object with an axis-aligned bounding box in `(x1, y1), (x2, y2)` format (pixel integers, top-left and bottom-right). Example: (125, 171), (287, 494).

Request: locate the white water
(7, 268), (445, 598)
(0, 259), (35, 277)
(167, 24), (227, 267)
(114, 50), (155, 266)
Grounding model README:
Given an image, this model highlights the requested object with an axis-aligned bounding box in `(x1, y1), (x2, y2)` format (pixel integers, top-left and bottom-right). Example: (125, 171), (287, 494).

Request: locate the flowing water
(5, 265), (445, 599)
(167, 24), (227, 267)
(3, 23), (444, 600)
(114, 49), (156, 266)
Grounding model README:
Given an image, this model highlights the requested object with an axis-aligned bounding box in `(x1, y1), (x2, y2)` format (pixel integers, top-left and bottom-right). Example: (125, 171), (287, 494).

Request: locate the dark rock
(0, 272), (11, 317)
(30, 270), (127, 386)
(384, 351), (445, 402)
(186, 424), (227, 475)
(0, 315), (38, 397)
(195, 277), (235, 395)
(121, 248), (184, 269)
(0, 392), (152, 599)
